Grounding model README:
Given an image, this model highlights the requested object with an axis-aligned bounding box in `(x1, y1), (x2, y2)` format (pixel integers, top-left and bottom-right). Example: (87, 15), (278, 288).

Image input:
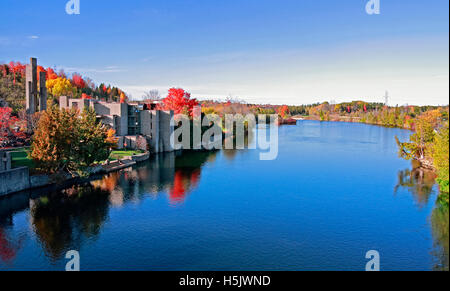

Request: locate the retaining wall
(0, 167), (30, 196)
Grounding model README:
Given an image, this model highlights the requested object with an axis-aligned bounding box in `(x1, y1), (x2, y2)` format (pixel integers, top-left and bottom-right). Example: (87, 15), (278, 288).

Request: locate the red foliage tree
(46, 67), (58, 80)
(0, 107), (25, 147)
(72, 73), (86, 89)
(158, 88), (199, 116)
(8, 62), (25, 85)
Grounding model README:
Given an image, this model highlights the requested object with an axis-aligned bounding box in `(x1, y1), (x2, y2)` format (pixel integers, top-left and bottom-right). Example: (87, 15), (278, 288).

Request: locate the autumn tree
(432, 124), (449, 197)
(277, 105), (289, 119)
(0, 64), (26, 114)
(0, 107), (24, 147)
(396, 117), (435, 162)
(158, 88), (199, 116)
(71, 73), (86, 89)
(46, 77), (75, 98)
(31, 105), (117, 176)
(31, 105), (78, 172)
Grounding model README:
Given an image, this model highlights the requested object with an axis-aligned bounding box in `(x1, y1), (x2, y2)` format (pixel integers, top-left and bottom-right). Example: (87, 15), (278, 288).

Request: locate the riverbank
(292, 114), (436, 168)
(0, 152), (150, 197)
(292, 114), (413, 130)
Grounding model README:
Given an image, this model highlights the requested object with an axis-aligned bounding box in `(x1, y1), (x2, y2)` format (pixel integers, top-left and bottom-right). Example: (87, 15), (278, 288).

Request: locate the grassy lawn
(7, 148), (143, 168)
(108, 150), (144, 161)
(10, 147), (35, 169)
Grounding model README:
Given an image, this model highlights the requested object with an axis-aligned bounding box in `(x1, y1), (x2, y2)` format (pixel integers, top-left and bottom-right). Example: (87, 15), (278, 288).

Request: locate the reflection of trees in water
(168, 151), (218, 205)
(395, 163), (449, 270)
(90, 150), (219, 206)
(222, 125), (256, 161)
(0, 193), (29, 265)
(24, 150), (218, 262)
(223, 150), (239, 161)
(30, 185), (110, 261)
(394, 164), (437, 208)
(431, 196), (449, 271)
(0, 220), (25, 265)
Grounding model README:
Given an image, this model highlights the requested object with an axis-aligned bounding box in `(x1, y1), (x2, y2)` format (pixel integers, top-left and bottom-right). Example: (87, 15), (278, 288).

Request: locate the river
(0, 121), (448, 270)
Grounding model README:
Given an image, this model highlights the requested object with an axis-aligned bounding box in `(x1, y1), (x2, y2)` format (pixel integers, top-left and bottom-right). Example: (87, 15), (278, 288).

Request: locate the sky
(0, 0), (448, 106)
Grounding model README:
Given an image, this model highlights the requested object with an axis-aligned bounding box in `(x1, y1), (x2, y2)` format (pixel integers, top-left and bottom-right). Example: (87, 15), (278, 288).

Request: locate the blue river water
(0, 121), (448, 270)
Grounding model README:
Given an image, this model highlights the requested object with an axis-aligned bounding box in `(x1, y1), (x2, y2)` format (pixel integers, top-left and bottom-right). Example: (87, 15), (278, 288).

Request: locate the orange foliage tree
(31, 105), (117, 175)
(277, 105), (290, 119)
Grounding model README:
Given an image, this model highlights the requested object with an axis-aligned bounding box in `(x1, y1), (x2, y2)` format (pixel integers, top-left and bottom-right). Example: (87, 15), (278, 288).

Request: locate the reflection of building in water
(394, 165), (437, 208)
(90, 151), (219, 206)
(0, 150), (220, 263)
(91, 152), (177, 206)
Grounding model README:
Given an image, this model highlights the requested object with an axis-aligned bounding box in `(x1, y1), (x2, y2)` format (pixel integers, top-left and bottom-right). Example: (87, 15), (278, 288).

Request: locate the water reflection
(431, 196), (449, 271)
(394, 162), (437, 208)
(30, 185), (111, 261)
(0, 219), (25, 264)
(0, 193), (28, 265)
(0, 151), (219, 265)
(90, 151), (219, 206)
(0, 122), (447, 270)
(394, 162), (449, 270)
(169, 151), (218, 204)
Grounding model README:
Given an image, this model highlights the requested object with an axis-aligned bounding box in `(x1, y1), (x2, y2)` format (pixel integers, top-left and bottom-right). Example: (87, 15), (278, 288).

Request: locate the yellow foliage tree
(46, 77), (74, 97)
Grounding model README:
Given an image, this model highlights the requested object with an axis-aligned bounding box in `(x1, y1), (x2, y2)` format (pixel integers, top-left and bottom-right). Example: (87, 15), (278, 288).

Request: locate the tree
(143, 90), (161, 101)
(396, 117), (435, 161)
(70, 108), (117, 176)
(31, 105), (78, 172)
(277, 105), (289, 119)
(432, 124), (449, 196)
(31, 105), (117, 176)
(0, 107), (17, 145)
(158, 88), (199, 116)
(0, 64), (25, 114)
(46, 77), (74, 97)
(8, 62), (25, 85)
(71, 73), (86, 89)
(0, 107), (27, 148)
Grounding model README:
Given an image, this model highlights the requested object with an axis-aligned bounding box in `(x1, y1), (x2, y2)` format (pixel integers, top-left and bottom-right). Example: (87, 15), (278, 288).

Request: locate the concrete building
(59, 97), (174, 153)
(26, 57), (47, 114)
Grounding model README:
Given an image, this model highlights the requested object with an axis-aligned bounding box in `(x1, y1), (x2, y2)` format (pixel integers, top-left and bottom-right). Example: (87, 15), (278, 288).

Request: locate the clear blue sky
(1, 0), (448, 105)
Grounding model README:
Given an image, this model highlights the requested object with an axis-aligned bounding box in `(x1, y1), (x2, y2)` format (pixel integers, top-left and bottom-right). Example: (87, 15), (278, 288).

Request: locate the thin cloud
(65, 66), (125, 74)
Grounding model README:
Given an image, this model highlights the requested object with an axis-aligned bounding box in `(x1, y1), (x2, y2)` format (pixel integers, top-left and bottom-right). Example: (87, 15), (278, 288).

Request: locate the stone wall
(0, 167), (30, 197)
(150, 110), (160, 153)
